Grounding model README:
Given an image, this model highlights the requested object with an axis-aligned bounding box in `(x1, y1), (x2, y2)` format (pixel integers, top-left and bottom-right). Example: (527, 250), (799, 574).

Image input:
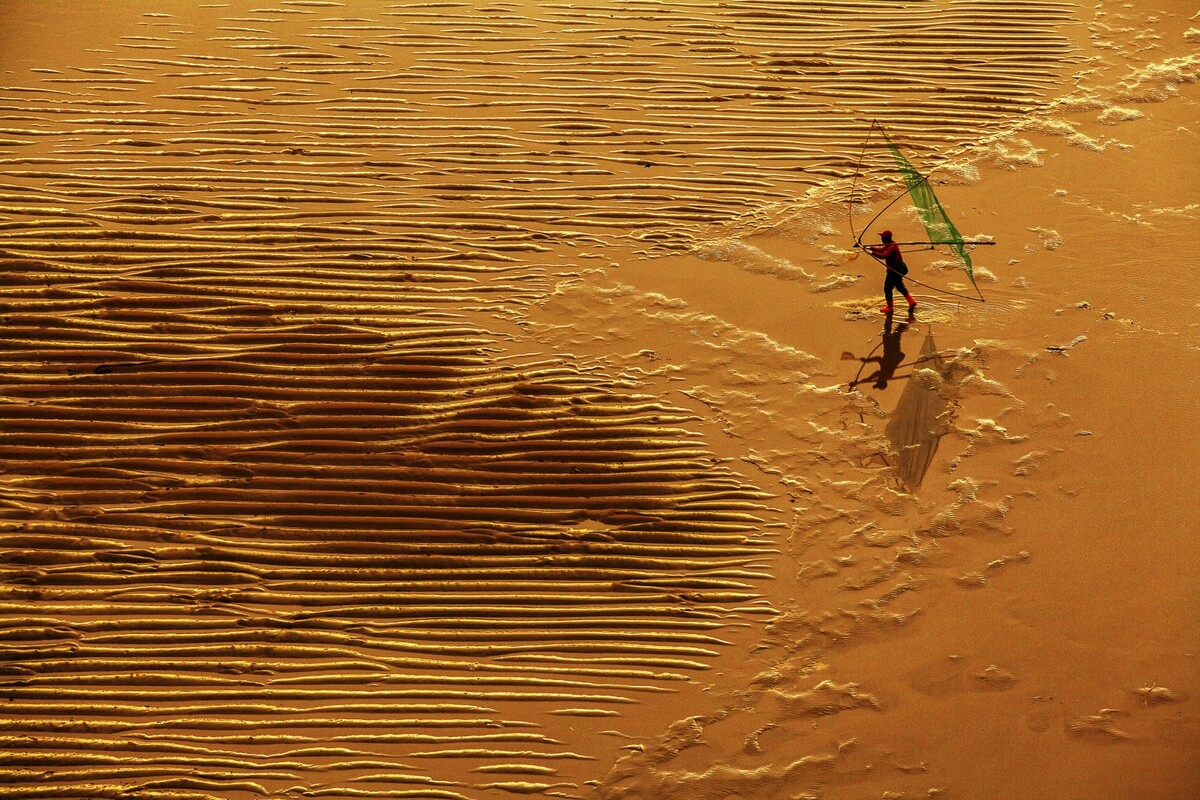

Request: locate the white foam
(1027, 227), (1063, 251)
(1118, 54), (1200, 102)
(982, 137), (1046, 170)
(1098, 106), (1145, 125)
(693, 238), (813, 282)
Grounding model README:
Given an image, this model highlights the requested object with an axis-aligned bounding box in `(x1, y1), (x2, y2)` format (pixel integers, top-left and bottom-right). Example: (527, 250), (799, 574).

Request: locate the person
(867, 230), (917, 315)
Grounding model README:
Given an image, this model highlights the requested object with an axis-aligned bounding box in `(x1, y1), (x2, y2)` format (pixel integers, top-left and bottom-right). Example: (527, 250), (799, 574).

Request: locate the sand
(0, 1), (1197, 799)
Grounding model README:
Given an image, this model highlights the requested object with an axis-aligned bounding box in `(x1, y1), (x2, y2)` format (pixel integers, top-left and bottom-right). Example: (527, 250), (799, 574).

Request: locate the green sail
(882, 130), (975, 288)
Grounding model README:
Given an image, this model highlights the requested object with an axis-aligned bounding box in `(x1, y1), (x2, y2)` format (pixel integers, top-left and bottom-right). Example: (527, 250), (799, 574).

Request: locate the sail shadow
(884, 329), (951, 489)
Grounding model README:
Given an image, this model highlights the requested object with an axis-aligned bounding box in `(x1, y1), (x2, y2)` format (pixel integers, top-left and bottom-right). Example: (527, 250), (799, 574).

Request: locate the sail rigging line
(856, 169), (987, 304)
(867, 240), (997, 248)
(848, 339), (883, 390)
(847, 120), (878, 248)
(857, 167), (988, 304)
(848, 119), (989, 305)
(858, 170), (931, 247)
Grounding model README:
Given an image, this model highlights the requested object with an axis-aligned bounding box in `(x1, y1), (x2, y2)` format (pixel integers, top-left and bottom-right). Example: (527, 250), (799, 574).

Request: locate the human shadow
(846, 309), (915, 390)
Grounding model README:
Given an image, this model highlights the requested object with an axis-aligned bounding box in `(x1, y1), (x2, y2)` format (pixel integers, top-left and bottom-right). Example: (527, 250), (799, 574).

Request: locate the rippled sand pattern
(0, 2), (1081, 798)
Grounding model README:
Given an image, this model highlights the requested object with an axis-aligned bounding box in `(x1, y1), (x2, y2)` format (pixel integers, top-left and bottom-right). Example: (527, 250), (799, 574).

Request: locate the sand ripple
(0, 2), (1083, 798)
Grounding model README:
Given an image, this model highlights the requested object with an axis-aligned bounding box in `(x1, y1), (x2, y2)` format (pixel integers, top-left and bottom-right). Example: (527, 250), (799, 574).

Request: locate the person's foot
(907, 298), (917, 309)
(881, 304), (894, 314)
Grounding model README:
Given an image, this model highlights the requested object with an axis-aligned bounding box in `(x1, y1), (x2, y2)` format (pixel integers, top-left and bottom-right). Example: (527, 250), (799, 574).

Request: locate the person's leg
(897, 277), (916, 308)
(883, 272), (896, 312)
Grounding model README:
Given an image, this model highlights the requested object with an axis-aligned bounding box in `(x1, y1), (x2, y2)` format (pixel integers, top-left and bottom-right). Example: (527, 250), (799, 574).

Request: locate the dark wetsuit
(869, 241), (910, 306)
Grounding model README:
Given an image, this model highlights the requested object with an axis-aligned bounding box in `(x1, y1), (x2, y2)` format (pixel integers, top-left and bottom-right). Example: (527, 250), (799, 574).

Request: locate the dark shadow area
(846, 311), (914, 391)
(884, 329), (952, 489)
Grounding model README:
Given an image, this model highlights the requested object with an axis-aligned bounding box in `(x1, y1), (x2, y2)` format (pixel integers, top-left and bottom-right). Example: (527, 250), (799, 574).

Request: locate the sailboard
(850, 121), (994, 303)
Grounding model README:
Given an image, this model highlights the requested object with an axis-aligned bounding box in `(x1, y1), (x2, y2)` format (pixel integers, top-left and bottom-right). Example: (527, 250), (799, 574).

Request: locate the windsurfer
(868, 230), (916, 315)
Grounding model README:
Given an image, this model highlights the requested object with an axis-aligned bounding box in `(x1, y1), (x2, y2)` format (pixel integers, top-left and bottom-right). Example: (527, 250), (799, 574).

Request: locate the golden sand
(0, 1), (1196, 798)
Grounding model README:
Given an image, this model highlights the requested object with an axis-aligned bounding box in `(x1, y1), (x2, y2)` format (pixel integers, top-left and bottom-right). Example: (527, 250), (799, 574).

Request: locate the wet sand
(1, 2), (1197, 799)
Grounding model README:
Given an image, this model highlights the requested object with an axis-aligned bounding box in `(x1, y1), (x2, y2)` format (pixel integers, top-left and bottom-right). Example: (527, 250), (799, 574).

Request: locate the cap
(880, 230), (892, 238)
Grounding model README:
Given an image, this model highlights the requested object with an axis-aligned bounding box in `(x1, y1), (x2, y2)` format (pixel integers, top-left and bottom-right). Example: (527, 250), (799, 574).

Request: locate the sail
(881, 130), (976, 289)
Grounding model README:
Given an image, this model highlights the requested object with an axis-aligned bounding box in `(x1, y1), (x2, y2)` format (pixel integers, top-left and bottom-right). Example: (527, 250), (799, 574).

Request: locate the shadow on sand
(847, 315), (951, 489)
